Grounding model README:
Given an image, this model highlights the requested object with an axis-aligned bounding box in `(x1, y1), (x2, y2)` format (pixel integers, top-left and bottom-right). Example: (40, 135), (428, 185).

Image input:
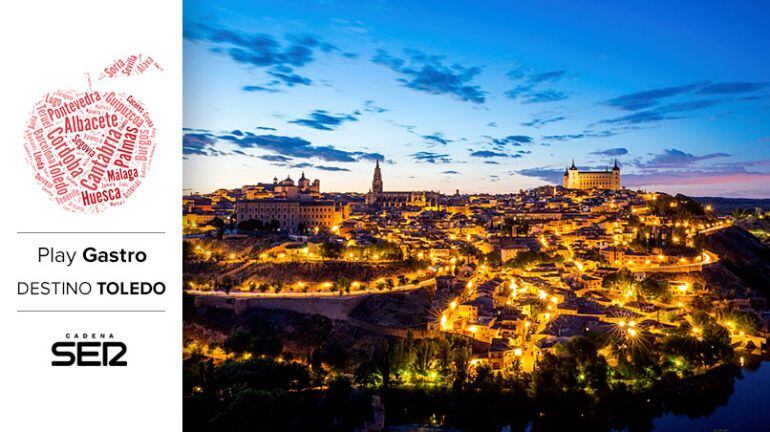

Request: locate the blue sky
(183, 0), (770, 197)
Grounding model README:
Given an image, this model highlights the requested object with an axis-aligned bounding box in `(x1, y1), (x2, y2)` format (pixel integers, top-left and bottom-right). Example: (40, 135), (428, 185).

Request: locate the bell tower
(372, 159), (383, 195)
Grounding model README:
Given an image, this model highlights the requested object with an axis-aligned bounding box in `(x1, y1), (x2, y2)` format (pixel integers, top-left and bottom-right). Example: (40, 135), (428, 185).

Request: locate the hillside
(693, 197), (770, 216)
(704, 225), (770, 299)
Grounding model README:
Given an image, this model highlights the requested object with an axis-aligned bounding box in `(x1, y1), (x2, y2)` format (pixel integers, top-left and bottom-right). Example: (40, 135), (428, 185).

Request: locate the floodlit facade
(563, 159), (621, 191)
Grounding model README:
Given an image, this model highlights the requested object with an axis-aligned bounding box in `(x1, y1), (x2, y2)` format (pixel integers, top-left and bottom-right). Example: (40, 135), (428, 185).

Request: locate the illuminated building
(235, 199), (350, 233)
(564, 159), (621, 191)
(366, 160), (441, 208)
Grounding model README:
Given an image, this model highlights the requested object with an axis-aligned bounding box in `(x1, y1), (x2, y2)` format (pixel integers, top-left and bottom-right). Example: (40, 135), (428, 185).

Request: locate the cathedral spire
(613, 158), (620, 170)
(372, 159), (383, 195)
(570, 158), (576, 170)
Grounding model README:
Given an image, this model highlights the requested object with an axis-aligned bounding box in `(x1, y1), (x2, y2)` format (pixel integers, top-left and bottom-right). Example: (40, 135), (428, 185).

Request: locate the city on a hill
(182, 163), (770, 431)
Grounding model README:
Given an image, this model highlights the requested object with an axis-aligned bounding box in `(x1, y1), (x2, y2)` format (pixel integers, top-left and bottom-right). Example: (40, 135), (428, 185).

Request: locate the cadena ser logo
(51, 332), (127, 367)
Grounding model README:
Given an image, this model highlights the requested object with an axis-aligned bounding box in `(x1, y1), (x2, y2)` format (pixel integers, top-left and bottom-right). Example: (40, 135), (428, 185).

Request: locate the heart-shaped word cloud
(24, 56), (159, 213)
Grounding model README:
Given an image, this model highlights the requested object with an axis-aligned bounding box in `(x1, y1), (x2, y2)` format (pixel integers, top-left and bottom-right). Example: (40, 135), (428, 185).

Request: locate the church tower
(611, 158), (621, 190)
(564, 159), (579, 189)
(372, 159), (383, 195)
(298, 172), (310, 190)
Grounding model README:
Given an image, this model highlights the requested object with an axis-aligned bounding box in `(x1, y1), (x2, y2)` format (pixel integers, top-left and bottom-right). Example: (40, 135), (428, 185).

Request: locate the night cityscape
(182, 1), (770, 431)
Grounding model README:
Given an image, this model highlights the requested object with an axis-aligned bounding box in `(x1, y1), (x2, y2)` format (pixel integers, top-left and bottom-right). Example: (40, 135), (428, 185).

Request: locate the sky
(183, 0), (770, 198)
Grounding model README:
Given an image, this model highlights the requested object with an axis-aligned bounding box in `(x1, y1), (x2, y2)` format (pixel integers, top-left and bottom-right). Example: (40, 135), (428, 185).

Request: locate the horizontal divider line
(17, 231), (166, 234)
(17, 309), (166, 313)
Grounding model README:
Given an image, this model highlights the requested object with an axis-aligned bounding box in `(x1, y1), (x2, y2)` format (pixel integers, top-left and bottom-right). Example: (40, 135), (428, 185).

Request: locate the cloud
(315, 165), (351, 171)
(621, 160), (770, 197)
(372, 49), (486, 104)
(363, 100), (387, 113)
(290, 162), (314, 169)
(182, 132), (217, 156)
(543, 130), (618, 141)
(259, 154), (293, 162)
(697, 82), (769, 95)
(487, 122), (498, 128)
(411, 151), (453, 164)
(516, 167), (566, 183)
(185, 23), (342, 89)
(600, 81), (769, 124)
(529, 70), (569, 83)
(507, 89), (569, 103)
(422, 132), (452, 146)
(488, 135), (533, 147)
(505, 67), (571, 103)
(288, 101), (386, 130)
(256, 126), (277, 131)
(289, 110), (358, 130)
(470, 150), (508, 158)
(604, 82), (706, 111)
(330, 18), (371, 35)
(242, 85), (281, 93)
(636, 148), (730, 168)
(266, 69), (312, 87)
(182, 129), (383, 163)
(521, 115), (566, 128)
(516, 154), (770, 198)
(442, 170), (460, 175)
(591, 147), (629, 156)
(598, 100), (721, 125)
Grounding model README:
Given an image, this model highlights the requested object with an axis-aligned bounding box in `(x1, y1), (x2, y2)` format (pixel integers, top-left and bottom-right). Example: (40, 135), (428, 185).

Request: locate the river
(653, 361), (770, 431)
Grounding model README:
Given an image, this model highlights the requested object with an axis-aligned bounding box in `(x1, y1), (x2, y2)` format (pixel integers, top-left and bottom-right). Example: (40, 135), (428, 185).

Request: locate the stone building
(235, 199), (350, 233)
(366, 160), (440, 208)
(241, 172), (320, 200)
(563, 159), (621, 191)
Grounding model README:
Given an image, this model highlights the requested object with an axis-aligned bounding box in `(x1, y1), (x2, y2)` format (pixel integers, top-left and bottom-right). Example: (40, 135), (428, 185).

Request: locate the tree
(504, 250), (552, 269)
(319, 241), (344, 260)
(436, 337), (453, 375)
(207, 217), (225, 229)
(451, 344), (472, 390)
(223, 327), (255, 355)
(727, 310), (761, 335)
(237, 219), (263, 232)
(639, 277), (671, 303)
(532, 352), (579, 399)
(267, 219), (281, 232)
(336, 277), (352, 293)
(309, 347), (324, 374)
(413, 340), (434, 375)
(354, 360), (382, 388)
(319, 340), (349, 371)
(183, 241), (196, 262)
(373, 341), (392, 389)
(221, 275), (234, 294)
(246, 321), (283, 357)
(469, 364), (496, 393)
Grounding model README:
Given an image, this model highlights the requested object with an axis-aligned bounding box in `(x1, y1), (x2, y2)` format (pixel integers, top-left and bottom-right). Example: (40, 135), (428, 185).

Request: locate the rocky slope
(704, 226), (770, 298)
